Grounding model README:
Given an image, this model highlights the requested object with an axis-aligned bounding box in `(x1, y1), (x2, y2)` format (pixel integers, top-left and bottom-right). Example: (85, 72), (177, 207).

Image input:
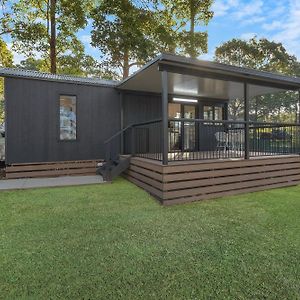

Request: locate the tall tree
(91, 0), (161, 79)
(215, 37), (299, 121)
(10, 0), (91, 73)
(215, 38), (298, 74)
(159, 0), (213, 58)
(0, 38), (13, 124)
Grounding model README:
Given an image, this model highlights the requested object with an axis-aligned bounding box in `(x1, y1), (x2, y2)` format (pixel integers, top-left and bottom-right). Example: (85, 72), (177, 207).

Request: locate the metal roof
(118, 53), (300, 90)
(0, 67), (118, 87)
(117, 53), (300, 99)
(1, 54), (299, 93)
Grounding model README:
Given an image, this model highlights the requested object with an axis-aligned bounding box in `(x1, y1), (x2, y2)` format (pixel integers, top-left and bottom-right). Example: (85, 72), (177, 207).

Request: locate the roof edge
(0, 67), (118, 87)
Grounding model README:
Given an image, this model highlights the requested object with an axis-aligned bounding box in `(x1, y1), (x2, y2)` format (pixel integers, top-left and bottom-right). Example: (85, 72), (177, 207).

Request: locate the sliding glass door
(168, 103), (196, 151)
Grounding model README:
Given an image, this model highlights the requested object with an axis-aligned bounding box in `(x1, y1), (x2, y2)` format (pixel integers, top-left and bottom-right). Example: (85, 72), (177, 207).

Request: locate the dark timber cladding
(125, 156), (300, 205)
(5, 77), (120, 164)
(5, 160), (102, 179)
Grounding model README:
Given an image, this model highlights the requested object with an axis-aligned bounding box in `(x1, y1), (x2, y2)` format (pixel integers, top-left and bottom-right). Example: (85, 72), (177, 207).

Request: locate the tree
(160, 0), (213, 58)
(214, 37), (299, 121)
(0, 37), (13, 124)
(91, 0), (161, 79)
(16, 57), (46, 71)
(10, 0), (92, 74)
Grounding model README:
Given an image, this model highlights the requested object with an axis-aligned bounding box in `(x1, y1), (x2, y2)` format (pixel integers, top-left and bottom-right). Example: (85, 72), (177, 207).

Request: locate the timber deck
(125, 155), (300, 205)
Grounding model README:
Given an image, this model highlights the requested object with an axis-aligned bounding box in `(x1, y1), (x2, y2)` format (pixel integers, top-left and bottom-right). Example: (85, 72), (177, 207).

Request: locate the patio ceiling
(118, 54), (300, 100)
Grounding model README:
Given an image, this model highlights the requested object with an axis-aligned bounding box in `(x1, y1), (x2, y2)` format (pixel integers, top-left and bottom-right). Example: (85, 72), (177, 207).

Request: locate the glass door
(168, 103), (197, 151)
(168, 103), (182, 151)
(183, 105), (196, 150)
(200, 103), (226, 151)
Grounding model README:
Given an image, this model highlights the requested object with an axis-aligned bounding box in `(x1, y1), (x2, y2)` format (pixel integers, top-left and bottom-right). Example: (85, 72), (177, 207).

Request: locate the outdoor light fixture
(173, 97), (198, 103)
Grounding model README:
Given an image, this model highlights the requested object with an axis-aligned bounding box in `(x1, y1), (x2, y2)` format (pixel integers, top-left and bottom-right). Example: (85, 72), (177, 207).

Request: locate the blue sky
(7, 0), (300, 65)
(204, 0), (300, 60)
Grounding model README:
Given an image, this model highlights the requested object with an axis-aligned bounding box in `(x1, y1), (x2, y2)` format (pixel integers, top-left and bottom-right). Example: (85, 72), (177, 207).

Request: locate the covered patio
(115, 53), (300, 164)
(108, 54), (300, 204)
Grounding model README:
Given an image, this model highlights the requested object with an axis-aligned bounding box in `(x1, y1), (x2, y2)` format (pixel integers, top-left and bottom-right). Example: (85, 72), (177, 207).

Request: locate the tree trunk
(122, 50), (129, 79)
(189, 0), (196, 58)
(50, 0), (57, 74)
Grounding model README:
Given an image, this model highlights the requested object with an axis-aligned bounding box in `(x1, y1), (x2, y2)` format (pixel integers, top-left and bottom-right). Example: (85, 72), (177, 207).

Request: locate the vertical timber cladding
(5, 77), (120, 164)
(126, 156), (300, 205)
(122, 91), (162, 126)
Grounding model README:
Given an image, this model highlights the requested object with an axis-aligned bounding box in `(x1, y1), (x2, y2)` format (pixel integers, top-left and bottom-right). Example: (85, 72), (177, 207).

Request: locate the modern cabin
(1, 53), (300, 205)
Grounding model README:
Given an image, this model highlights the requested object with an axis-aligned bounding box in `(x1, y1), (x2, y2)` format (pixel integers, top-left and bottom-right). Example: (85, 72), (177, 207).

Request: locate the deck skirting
(5, 160), (102, 179)
(125, 156), (300, 205)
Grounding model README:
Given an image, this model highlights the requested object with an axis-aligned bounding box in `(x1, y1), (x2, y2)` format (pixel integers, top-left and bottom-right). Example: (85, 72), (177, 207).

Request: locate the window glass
(204, 106), (214, 120)
(184, 105), (196, 119)
(60, 95), (77, 140)
(168, 103), (181, 119)
(214, 106), (223, 121)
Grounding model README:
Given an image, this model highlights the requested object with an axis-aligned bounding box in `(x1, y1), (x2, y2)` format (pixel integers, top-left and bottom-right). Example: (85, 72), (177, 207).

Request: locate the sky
(6, 0), (300, 65)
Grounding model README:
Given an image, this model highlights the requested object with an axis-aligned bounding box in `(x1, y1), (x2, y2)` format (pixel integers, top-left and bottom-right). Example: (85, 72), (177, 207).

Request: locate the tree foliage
(90, 0), (214, 79)
(9, 0), (92, 73)
(0, 37), (13, 124)
(159, 0), (213, 58)
(215, 37), (300, 122)
(91, 0), (161, 79)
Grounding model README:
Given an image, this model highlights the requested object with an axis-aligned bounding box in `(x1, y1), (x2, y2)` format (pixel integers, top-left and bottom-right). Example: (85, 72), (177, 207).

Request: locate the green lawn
(1, 178), (299, 299)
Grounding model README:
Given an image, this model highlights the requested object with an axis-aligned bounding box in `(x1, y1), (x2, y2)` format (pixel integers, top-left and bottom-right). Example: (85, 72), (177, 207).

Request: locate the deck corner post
(244, 82), (250, 159)
(161, 70), (169, 165)
(131, 126), (135, 156)
(120, 91), (124, 155)
(297, 89), (300, 124)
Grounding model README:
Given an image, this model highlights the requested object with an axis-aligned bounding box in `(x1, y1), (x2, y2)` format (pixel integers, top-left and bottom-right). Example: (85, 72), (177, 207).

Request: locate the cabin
(1, 53), (300, 205)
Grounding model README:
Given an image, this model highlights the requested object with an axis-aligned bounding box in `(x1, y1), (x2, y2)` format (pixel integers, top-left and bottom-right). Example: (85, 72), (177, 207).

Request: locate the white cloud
(6, 42), (42, 65)
(271, 0), (300, 59)
(241, 16), (265, 26)
(212, 0), (266, 26)
(262, 21), (283, 31)
(80, 34), (91, 44)
(240, 32), (257, 40)
(211, 0), (239, 17)
(233, 0), (263, 19)
(6, 43), (25, 65)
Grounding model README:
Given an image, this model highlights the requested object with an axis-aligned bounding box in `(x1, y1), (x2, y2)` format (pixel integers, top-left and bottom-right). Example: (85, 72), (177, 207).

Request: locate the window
(204, 106), (214, 120)
(59, 95), (77, 140)
(203, 105), (224, 121)
(214, 106), (224, 121)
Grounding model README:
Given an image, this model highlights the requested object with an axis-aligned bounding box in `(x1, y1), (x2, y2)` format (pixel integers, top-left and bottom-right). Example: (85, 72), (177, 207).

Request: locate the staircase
(96, 155), (131, 181)
(96, 124), (133, 182)
(98, 119), (162, 182)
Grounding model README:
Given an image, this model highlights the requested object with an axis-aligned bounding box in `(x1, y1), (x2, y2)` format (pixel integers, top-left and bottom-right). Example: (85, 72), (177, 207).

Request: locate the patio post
(120, 91), (124, 155)
(298, 90), (300, 123)
(244, 82), (250, 159)
(161, 70), (169, 165)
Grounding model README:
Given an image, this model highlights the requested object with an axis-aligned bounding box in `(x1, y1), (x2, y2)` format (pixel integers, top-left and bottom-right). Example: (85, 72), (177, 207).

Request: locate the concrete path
(0, 175), (104, 191)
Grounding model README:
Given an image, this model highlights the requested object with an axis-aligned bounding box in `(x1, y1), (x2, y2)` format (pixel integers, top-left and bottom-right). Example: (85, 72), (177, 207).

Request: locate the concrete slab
(0, 175), (105, 191)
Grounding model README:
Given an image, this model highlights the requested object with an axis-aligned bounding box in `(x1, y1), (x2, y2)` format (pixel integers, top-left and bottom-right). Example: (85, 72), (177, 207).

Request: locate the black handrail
(104, 124), (132, 145)
(132, 118), (162, 127)
(104, 118), (300, 163)
(169, 117), (300, 127)
(104, 119), (163, 162)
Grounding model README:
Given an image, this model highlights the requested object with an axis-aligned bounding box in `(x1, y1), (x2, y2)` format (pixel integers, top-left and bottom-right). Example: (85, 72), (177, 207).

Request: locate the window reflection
(60, 95), (77, 140)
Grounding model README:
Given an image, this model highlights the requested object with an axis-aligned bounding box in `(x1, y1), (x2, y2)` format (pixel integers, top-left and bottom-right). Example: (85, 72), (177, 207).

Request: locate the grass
(0, 178), (299, 299)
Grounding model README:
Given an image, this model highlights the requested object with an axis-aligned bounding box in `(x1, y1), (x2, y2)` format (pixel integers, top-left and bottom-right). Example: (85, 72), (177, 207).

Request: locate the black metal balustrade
(167, 118), (300, 161)
(126, 119), (163, 161)
(104, 118), (300, 164)
(249, 122), (300, 157)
